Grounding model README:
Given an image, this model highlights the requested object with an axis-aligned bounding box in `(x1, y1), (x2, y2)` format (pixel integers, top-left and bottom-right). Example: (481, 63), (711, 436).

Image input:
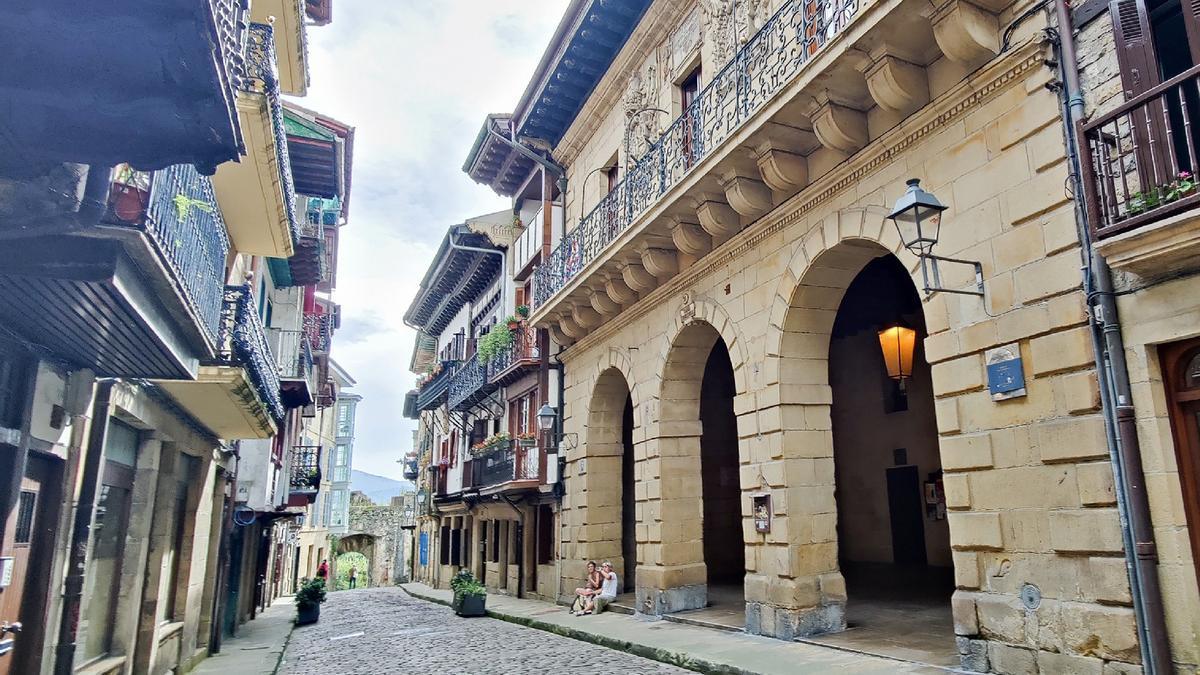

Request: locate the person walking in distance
(349, 566), (358, 589)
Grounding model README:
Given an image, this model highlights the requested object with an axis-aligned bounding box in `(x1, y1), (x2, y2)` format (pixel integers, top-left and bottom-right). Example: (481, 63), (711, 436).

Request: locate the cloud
(294, 0), (569, 479)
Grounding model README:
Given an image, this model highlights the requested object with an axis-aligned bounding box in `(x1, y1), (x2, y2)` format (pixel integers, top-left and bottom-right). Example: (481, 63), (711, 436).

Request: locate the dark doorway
(886, 466), (927, 565)
(621, 395), (637, 592)
(700, 340), (744, 587)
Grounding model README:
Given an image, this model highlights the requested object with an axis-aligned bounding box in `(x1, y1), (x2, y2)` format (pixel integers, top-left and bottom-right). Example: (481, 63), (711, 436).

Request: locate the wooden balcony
(1080, 64), (1200, 277)
(528, 0), (1024, 340)
(487, 325), (542, 386)
(464, 441), (542, 494)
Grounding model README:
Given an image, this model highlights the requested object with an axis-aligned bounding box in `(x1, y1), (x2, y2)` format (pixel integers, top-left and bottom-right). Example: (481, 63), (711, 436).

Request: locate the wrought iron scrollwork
(243, 23), (301, 247)
(532, 0), (859, 309)
(217, 285), (285, 421)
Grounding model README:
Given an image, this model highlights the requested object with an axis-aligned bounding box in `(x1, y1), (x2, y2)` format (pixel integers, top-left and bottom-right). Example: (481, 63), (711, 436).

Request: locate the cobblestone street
(280, 587), (694, 674)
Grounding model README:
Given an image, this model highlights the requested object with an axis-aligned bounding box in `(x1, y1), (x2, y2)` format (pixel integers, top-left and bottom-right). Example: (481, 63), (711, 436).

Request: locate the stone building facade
(450, 0), (1200, 671)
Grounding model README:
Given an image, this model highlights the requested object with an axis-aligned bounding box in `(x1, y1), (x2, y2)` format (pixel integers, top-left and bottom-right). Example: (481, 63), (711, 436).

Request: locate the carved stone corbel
(550, 323), (576, 346)
(669, 215), (713, 257)
(604, 271), (639, 306)
(861, 52), (930, 115)
(620, 259), (659, 294)
(587, 286), (622, 317)
(640, 246), (679, 280)
(571, 302), (602, 329)
(718, 168), (773, 217)
(558, 314), (586, 340)
(695, 198), (741, 244)
(809, 98), (869, 154)
(931, 0), (1000, 65)
(754, 143), (809, 193)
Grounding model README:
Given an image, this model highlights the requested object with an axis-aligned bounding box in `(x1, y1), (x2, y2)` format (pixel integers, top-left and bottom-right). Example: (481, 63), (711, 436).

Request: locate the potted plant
(109, 164), (151, 223)
(515, 305), (530, 319)
(450, 570), (487, 617)
(516, 431), (537, 447)
(477, 324), (513, 364)
(295, 578), (327, 625)
(506, 314), (522, 330)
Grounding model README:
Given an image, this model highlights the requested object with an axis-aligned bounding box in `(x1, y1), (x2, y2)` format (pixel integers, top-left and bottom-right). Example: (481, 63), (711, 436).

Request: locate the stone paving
(279, 587), (694, 674)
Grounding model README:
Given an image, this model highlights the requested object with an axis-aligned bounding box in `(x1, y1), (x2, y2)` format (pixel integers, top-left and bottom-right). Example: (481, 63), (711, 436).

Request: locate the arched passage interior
(580, 368), (637, 596)
(816, 253), (956, 665)
(656, 321), (744, 625)
(337, 533), (377, 588)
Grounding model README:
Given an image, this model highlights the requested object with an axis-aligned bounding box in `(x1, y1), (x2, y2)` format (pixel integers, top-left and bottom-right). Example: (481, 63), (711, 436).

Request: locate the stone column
(113, 434), (167, 666)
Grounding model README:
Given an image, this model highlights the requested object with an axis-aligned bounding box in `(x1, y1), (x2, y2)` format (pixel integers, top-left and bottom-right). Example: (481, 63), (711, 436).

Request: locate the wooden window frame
(1160, 337), (1200, 590)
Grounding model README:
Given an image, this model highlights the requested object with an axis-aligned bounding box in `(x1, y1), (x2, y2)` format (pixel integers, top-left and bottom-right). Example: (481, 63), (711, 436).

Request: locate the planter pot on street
(296, 603), (320, 625)
(454, 593), (486, 617)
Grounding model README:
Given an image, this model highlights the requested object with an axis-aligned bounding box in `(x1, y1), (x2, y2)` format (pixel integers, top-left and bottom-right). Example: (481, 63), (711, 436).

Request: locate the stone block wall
(550, 11), (1146, 671)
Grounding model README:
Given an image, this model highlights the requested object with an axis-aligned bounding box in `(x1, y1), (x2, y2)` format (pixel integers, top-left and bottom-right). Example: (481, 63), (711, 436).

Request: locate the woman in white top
(582, 561), (619, 615)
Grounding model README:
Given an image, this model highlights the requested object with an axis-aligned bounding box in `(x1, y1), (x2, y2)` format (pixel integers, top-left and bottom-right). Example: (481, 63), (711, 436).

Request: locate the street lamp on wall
(536, 403), (556, 432)
(888, 178), (984, 298)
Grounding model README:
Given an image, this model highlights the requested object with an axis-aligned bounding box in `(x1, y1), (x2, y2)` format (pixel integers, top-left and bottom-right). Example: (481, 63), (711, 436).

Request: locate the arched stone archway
(336, 533), (377, 586)
(575, 367), (638, 592)
(647, 319), (745, 616)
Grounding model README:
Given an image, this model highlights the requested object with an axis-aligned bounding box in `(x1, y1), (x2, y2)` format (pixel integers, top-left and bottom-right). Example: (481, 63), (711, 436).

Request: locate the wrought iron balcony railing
(243, 23), (301, 247)
(532, 0), (858, 309)
(465, 442), (540, 491)
(416, 362), (456, 411)
(289, 444), (322, 491)
(448, 354), (490, 411)
(487, 324), (540, 384)
(274, 328), (316, 388)
(104, 164), (230, 347)
(1080, 64), (1200, 240)
(303, 312), (334, 352)
(402, 457), (420, 481)
(215, 285), (284, 421)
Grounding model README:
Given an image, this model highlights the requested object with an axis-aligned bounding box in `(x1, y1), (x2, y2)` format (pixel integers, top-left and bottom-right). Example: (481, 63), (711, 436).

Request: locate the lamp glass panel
(878, 326), (917, 380)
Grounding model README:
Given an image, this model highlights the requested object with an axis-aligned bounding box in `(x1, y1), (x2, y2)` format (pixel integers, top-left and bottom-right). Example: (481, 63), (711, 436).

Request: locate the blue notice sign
(419, 532), (429, 566)
(987, 358), (1026, 396)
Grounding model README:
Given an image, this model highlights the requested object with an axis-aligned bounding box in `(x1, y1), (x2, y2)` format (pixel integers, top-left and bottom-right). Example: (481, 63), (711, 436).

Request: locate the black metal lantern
(888, 178), (948, 256)
(537, 403), (557, 432)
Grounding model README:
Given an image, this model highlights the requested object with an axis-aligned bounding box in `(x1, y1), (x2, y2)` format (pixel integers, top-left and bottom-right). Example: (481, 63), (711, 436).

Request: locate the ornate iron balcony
(243, 23), (301, 247)
(416, 362), (456, 411)
(532, 0), (858, 309)
(303, 312), (334, 353)
(448, 354), (499, 411)
(215, 285), (284, 421)
(104, 164), (230, 348)
(289, 444), (322, 491)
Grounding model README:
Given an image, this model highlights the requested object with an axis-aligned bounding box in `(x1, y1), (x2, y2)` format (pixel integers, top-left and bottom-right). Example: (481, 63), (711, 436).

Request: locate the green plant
(295, 578), (327, 610)
(458, 580), (487, 597)
(1127, 171), (1196, 216)
(450, 569), (477, 593)
(171, 193), (214, 220)
(476, 324), (513, 364)
(515, 304), (530, 318)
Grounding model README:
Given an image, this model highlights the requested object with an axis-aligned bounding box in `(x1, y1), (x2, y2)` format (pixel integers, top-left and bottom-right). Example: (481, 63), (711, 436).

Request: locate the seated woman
(582, 561), (619, 615)
(570, 561), (602, 615)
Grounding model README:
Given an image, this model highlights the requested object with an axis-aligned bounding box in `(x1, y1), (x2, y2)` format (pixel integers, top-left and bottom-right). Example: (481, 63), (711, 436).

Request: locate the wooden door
(1161, 339), (1200, 589)
(886, 465), (928, 566)
(0, 454), (60, 675)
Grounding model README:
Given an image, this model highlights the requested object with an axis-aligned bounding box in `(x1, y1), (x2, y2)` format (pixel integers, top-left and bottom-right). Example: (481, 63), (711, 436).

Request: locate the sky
(289, 1), (570, 481)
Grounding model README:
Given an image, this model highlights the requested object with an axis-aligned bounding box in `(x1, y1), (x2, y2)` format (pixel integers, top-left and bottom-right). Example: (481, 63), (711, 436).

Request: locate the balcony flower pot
(110, 183), (149, 223)
(517, 437), (536, 447)
(507, 319), (521, 330)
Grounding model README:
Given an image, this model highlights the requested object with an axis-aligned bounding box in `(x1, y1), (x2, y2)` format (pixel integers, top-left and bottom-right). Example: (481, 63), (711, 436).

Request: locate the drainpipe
(1051, 2), (1172, 670)
(53, 380), (114, 675)
(500, 493), (525, 598)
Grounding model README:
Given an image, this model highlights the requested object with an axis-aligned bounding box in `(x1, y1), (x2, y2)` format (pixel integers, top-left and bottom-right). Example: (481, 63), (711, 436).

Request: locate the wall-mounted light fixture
(878, 324), (917, 389)
(888, 178), (984, 298)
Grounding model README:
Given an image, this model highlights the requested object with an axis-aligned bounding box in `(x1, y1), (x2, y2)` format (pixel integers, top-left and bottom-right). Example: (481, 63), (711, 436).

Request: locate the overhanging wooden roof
(462, 114), (538, 197)
(403, 224), (503, 335)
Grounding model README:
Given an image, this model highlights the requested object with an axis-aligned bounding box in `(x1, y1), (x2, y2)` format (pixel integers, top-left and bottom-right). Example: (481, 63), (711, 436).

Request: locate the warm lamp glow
(878, 325), (917, 381)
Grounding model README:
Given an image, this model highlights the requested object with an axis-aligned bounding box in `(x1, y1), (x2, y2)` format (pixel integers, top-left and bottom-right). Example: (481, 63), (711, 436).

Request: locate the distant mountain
(350, 470), (414, 505)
